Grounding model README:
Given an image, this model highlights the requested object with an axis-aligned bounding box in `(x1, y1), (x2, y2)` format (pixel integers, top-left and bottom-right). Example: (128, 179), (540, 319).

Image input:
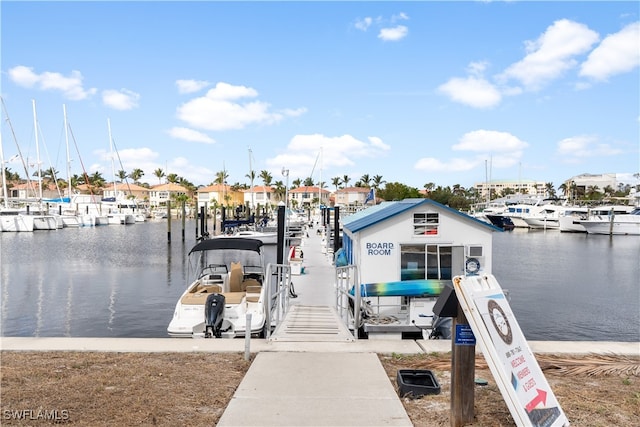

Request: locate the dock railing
(264, 263), (292, 339)
(335, 264), (360, 340)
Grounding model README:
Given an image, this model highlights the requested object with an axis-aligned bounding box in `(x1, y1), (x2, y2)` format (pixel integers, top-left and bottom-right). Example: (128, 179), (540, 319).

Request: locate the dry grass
(380, 352), (640, 426)
(1, 351), (639, 426)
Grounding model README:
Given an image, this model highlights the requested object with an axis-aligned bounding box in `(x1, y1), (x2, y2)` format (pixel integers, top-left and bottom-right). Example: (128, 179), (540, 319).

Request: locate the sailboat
(102, 118), (135, 225)
(0, 137), (34, 232)
(28, 100), (57, 231)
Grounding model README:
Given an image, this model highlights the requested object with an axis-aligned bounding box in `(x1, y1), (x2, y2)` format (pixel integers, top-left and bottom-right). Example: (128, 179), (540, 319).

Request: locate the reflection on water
(1, 221), (639, 341)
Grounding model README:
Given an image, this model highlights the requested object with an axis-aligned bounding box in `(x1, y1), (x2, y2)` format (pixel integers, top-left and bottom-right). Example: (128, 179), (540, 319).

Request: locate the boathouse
(340, 198), (502, 338)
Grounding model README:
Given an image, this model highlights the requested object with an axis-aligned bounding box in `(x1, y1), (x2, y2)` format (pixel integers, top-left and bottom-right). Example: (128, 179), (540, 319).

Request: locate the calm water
(1, 221), (639, 341)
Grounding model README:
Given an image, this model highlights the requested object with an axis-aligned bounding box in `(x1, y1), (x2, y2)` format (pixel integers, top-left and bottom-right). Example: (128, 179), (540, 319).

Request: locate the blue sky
(1, 1), (638, 191)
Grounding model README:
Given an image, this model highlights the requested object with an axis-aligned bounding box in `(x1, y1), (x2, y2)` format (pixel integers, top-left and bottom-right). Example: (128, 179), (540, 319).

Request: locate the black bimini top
(189, 237), (264, 255)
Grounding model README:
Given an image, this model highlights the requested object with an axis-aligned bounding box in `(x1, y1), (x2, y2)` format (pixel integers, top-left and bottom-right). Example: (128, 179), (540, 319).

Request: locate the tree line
(3, 165), (638, 211)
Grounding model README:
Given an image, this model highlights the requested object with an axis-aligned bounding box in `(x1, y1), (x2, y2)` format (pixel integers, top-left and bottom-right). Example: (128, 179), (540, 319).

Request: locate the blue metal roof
(342, 198), (503, 234)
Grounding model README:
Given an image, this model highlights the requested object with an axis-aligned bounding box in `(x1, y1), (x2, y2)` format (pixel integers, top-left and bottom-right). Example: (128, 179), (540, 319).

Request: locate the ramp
(270, 305), (354, 342)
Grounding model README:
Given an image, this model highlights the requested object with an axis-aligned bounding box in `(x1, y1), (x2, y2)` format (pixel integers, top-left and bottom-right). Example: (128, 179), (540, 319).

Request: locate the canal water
(1, 220), (638, 341)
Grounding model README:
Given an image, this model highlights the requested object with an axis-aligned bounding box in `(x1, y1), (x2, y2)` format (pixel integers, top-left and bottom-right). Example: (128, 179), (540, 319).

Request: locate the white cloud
(176, 82), (305, 131)
(167, 127), (215, 144)
(579, 21), (640, 81)
(556, 135), (623, 163)
(415, 130), (528, 173)
(378, 25), (408, 41)
(7, 65), (97, 100)
(453, 130), (528, 152)
(498, 19), (599, 91)
(391, 12), (409, 23)
(437, 76), (502, 109)
(102, 89), (140, 110)
(414, 157), (479, 172)
(355, 14), (408, 41)
(176, 79), (210, 94)
(265, 133), (390, 180)
(354, 17), (373, 31)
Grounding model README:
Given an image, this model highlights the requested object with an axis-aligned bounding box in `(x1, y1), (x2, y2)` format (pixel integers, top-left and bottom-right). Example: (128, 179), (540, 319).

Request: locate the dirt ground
(1, 351), (638, 426)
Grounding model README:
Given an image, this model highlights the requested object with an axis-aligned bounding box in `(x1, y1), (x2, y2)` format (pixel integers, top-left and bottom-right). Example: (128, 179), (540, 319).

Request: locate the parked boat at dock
(579, 207), (640, 235)
(167, 237), (269, 338)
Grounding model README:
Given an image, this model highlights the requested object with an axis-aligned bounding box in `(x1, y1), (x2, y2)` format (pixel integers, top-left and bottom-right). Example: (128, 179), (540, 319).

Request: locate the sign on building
(453, 274), (569, 427)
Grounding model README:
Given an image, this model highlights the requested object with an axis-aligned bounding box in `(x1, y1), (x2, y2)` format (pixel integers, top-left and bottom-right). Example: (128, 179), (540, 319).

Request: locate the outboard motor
(429, 316), (452, 339)
(204, 293), (225, 338)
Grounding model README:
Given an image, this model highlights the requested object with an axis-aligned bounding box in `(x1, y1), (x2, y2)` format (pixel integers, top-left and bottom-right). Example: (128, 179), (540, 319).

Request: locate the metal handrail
(335, 264), (359, 340)
(264, 262), (292, 339)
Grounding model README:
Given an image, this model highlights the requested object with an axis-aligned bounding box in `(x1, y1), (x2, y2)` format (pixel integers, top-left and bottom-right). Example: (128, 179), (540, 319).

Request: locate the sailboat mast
(32, 99), (43, 204)
(63, 104), (72, 200)
(108, 118), (116, 197)
(319, 146), (322, 214)
(248, 147), (254, 211)
(0, 134), (8, 209)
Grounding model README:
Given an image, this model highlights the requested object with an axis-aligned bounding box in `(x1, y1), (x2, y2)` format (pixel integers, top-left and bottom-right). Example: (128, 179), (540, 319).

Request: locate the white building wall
(348, 205), (493, 285)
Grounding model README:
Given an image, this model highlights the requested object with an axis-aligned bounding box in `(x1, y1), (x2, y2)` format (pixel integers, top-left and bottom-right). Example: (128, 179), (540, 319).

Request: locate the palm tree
(214, 170), (228, 185)
(359, 174), (371, 187)
(154, 168), (165, 184)
(88, 171), (106, 188)
(166, 173), (179, 184)
(372, 175), (385, 190)
(342, 175), (351, 188)
(331, 176), (342, 191)
(586, 185), (600, 200)
(273, 180), (286, 203)
(245, 170), (256, 187)
(40, 166), (59, 182)
(603, 185), (615, 199)
(130, 168), (144, 184)
(303, 177), (314, 186)
(4, 168), (21, 181)
(259, 170), (272, 187)
(116, 170), (127, 182)
(292, 178), (302, 188)
(545, 182), (556, 198)
(558, 182), (568, 197)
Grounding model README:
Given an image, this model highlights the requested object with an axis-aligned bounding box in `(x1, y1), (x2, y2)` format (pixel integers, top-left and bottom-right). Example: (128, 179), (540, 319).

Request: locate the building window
(400, 244), (425, 281)
(413, 212), (439, 236)
(427, 245), (453, 279)
(401, 244), (453, 281)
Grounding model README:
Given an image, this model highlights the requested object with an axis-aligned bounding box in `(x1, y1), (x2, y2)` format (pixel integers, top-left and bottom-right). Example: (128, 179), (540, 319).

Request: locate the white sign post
(453, 274), (569, 427)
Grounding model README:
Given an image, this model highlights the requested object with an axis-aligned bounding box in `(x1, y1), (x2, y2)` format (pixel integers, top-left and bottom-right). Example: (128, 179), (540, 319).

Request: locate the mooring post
(167, 200), (171, 243)
(181, 201), (186, 242)
(451, 301), (476, 427)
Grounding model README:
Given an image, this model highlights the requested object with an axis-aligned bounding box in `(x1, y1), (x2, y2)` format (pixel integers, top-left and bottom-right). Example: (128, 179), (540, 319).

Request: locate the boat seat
(245, 282), (262, 303)
(241, 278), (261, 292)
(194, 284), (222, 294)
(229, 262), (243, 293)
(222, 292), (245, 305)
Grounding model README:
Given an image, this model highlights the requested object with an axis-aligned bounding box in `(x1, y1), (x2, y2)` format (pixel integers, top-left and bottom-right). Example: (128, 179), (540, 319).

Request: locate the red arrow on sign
(525, 389), (548, 412)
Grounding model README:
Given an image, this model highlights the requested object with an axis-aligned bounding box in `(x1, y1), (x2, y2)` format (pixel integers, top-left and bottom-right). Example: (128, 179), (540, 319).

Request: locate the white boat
(558, 207), (589, 232)
(579, 207), (640, 235)
(80, 213), (109, 227)
(492, 197), (556, 228)
(167, 237), (269, 338)
(31, 213), (59, 230)
(232, 229), (278, 245)
(106, 212), (136, 225)
(60, 214), (81, 228)
(522, 205), (570, 229)
(0, 209), (35, 232)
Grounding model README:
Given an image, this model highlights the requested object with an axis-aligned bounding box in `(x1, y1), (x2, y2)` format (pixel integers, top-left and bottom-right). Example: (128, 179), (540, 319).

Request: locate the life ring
(465, 258), (481, 275)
